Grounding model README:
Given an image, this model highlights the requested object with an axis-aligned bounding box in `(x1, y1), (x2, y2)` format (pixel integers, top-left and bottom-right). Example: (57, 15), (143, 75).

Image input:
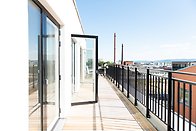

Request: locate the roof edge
(177, 65), (196, 71)
(72, 0), (85, 34)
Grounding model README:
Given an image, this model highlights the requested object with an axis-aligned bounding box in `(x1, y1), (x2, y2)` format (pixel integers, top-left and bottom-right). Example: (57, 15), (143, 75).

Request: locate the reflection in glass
(28, 0), (59, 130)
(71, 38), (96, 104)
(28, 1), (41, 130)
(43, 17), (59, 130)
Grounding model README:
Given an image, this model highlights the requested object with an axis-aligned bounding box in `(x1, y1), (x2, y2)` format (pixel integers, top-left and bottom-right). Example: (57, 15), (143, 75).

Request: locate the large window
(28, 1), (60, 130)
(179, 88), (190, 107)
(28, 1), (41, 130)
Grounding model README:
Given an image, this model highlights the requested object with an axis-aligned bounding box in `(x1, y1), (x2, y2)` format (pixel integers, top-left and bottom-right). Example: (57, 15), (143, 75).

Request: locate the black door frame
(71, 34), (98, 105)
(71, 39), (76, 94)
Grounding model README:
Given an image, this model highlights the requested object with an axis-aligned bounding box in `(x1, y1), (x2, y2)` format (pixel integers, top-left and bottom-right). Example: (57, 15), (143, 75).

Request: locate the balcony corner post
(146, 69), (150, 118)
(122, 65), (124, 92)
(167, 72), (172, 131)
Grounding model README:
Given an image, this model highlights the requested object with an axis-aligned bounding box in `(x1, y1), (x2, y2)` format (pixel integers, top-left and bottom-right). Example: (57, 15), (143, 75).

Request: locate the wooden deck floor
(62, 76), (156, 131)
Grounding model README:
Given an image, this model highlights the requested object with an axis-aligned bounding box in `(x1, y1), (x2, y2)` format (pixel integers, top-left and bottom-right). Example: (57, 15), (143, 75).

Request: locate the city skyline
(76, 0), (196, 61)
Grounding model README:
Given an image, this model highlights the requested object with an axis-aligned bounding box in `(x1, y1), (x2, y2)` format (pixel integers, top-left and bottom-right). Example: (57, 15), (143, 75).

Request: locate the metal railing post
(146, 69), (150, 118)
(134, 68), (137, 106)
(115, 65), (116, 82)
(127, 66), (130, 98)
(122, 66), (124, 92)
(118, 65), (120, 88)
(167, 72), (172, 131)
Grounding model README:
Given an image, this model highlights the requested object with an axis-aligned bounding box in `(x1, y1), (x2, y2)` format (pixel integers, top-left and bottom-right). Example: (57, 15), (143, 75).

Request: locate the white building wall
(0, 1), (28, 131)
(46, 0), (84, 117)
(0, 0), (84, 130)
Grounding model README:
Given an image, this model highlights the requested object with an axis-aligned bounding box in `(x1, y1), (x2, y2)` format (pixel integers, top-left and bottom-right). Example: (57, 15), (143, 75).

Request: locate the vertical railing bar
(127, 66), (130, 98)
(167, 72), (172, 131)
(158, 77), (160, 117)
(115, 66), (117, 85)
(143, 74), (145, 105)
(189, 84), (192, 131)
(111, 66), (113, 81)
(177, 81), (180, 131)
(114, 65), (118, 87)
(183, 83), (185, 131)
(152, 75), (154, 113)
(115, 65), (117, 85)
(118, 66), (120, 88)
(150, 74), (152, 111)
(161, 77), (163, 120)
(144, 74), (146, 105)
(117, 66), (118, 86)
(134, 68), (137, 106)
(146, 69), (150, 118)
(165, 78), (167, 122)
(155, 76), (157, 115)
(172, 79), (175, 130)
(122, 66), (124, 92)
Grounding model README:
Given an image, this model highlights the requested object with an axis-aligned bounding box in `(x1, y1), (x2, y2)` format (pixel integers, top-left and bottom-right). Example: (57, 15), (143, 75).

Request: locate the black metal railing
(106, 65), (196, 131)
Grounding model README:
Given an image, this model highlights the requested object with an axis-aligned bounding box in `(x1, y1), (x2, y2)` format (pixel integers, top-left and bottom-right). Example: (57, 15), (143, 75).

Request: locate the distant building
(173, 65), (196, 124)
(172, 61), (194, 70)
(190, 61), (196, 66)
(123, 61), (134, 65)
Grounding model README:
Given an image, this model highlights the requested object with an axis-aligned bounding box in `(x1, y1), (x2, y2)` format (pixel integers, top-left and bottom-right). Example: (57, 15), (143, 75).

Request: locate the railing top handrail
(149, 68), (196, 76)
(112, 65), (196, 76)
(170, 70), (196, 76)
(172, 77), (196, 85)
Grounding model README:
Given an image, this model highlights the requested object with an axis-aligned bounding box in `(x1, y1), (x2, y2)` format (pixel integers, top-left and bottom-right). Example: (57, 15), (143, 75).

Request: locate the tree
(98, 60), (114, 68)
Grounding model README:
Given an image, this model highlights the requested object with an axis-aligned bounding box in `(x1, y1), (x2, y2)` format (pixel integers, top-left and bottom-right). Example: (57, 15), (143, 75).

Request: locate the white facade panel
(0, 0), (85, 130)
(0, 0), (29, 131)
(38, 0), (85, 117)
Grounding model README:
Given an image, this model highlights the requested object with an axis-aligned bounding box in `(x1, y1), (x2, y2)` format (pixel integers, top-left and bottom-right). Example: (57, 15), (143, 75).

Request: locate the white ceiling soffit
(38, 0), (64, 27)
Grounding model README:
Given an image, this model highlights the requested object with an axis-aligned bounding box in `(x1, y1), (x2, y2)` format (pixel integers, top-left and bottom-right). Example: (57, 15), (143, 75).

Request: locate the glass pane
(43, 17), (59, 130)
(28, 1), (41, 130)
(71, 38), (96, 103)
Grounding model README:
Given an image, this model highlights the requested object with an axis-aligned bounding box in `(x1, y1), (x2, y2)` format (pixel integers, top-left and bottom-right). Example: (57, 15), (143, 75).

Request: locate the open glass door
(71, 34), (98, 105)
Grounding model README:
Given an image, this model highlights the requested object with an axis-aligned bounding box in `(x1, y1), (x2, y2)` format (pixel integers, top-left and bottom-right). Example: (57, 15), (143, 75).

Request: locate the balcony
(54, 76), (155, 130)
(29, 64), (196, 131)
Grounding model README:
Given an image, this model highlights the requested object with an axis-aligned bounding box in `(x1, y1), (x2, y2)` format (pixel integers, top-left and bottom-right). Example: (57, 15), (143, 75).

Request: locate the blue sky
(76, 0), (196, 61)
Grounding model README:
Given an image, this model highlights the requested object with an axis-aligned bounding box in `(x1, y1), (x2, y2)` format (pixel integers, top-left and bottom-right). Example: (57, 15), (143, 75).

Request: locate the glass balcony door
(28, 1), (60, 130)
(42, 15), (59, 130)
(28, 1), (41, 130)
